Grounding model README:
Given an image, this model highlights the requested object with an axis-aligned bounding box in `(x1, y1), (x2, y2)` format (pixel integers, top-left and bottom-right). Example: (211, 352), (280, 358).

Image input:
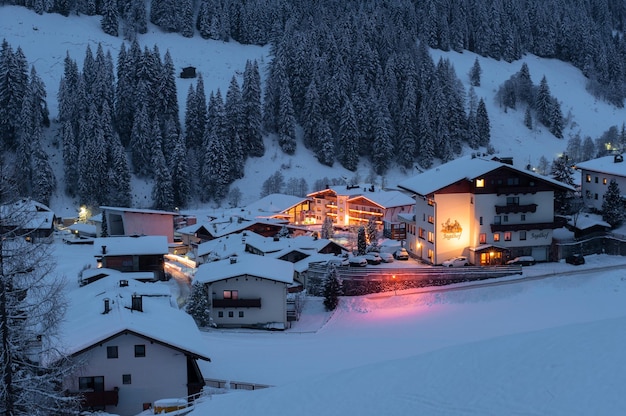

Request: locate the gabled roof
(574, 155), (626, 177)
(398, 155), (576, 196)
(0, 198), (55, 230)
(61, 273), (210, 361)
(196, 232), (247, 259)
(244, 193), (310, 216)
(194, 254), (294, 284)
(93, 235), (169, 256)
(348, 190), (415, 209)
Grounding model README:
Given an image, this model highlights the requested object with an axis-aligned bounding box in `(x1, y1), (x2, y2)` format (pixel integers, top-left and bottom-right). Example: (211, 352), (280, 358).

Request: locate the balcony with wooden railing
(212, 298), (261, 308)
(495, 203), (537, 214)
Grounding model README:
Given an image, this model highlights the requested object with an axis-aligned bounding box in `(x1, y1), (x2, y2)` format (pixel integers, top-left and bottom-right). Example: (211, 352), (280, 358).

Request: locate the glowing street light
(392, 274), (397, 296)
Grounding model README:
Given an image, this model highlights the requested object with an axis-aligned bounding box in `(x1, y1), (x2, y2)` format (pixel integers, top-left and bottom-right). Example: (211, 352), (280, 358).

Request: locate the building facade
(574, 154), (626, 211)
(399, 156), (574, 265)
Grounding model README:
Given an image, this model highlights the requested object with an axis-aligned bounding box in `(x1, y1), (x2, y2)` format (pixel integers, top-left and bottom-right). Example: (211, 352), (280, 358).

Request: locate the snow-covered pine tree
(550, 155), (575, 214)
(337, 98), (360, 171)
(371, 91), (394, 175)
(396, 81), (418, 169)
(242, 60), (264, 157)
(201, 129), (231, 202)
(417, 103), (435, 169)
(225, 76), (246, 179)
(101, 0), (119, 37)
(180, 0), (194, 38)
(323, 265), (342, 311)
(476, 98), (491, 147)
(469, 57), (481, 86)
(260, 171), (284, 197)
(357, 226), (367, 255)
(601, 179), (625, 227)
(535, 75), (553, 127)
(278, 81), (297, 155)
(321, 216), (334, 240)
(316, 119), (335, 167)
(366, 217), (378, 251)
(170, 134), (191, 209)
(152, 149), (174, 211)
(302, 79), (322, 152)
(107, 137), (132, 207)
(0, 41), (28, 150)
(186, 281), (212, 327)
(31, 148), (56, 206)
(524, 106), (533, 129)
(549, 97), (564, 138)
(129, 103), (152, 176)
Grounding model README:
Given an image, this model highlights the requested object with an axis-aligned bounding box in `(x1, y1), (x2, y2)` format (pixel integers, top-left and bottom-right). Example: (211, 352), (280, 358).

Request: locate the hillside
(2, 6), (626, 217)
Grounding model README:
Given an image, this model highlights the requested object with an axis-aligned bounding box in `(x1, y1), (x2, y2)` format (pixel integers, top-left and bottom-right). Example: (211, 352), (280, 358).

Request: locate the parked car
(348, 256), (368, 267)
(506, 256), (536, 266)
(364, 252), (382, 265)
(328, 256), (349, 267)
(566, 254), (585, 265)
(394, 248), (409, 260)
(379, 252), (394, 263)
(442, 256), (470, 267)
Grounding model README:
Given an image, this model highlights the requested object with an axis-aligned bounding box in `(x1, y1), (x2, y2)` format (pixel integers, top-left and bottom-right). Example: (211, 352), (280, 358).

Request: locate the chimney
(230, 256), (237, 264)
(614, 154), (623, 163)
(131, 294), (143, 312)
(119, 279), (129, 287)
(103, 298), (111, 314)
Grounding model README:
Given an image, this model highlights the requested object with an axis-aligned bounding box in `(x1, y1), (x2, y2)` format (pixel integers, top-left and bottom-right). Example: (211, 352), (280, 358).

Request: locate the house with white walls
(99, 206), (180, 243)
(398, 155), (575, 265)
(93, 235), (169, 281)
(194, 254), (294, 329)
(60, 273), (210, 416)
(574, 154), (626, 212)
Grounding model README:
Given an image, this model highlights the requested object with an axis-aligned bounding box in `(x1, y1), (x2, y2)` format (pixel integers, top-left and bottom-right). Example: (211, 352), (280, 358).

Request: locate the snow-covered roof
(176, 222), (209, 235)
(569, 213), (611, 230)
(100, 205), (180, 216)
(244, 193), (310, 215)
(0, 198), (55, 230)
(68, 223), (97, 235)
(61, 272), (210, 361)
(350, 190), (415, 208)
(398, 155), (576, 196)
(194, 254), (294, 284)
(574, 155), (626, 177)
(196, 232), (248, 259)
(93, 235), (169, 256)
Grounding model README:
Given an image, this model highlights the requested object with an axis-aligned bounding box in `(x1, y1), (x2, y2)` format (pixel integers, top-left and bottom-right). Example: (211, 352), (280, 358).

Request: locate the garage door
(531, 246), (548, 262)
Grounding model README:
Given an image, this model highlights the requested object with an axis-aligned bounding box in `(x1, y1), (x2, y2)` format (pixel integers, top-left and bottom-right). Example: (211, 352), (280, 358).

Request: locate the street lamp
(392, 275), (397, 296)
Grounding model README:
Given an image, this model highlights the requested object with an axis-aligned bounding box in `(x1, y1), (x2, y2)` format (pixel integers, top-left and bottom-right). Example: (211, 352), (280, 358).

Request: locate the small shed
(180, 66), (196, 79)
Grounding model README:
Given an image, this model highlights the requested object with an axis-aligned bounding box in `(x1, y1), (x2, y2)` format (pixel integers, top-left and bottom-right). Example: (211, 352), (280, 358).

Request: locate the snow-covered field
(54, 239), (626, 416)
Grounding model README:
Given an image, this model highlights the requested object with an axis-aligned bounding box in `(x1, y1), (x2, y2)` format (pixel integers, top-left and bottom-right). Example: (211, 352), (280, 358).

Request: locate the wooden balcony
(212, 298), (261, 308)
(73, 389), (119, 408)
(496, 186), (538, 195)
(490, 222), (557, 232)
(495, 203), (537, 214)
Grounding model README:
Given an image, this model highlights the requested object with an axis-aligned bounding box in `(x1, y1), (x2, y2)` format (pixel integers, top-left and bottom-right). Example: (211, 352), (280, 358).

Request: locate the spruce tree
(476, 98), (491, 147)
(242, 60), (264, 157)
(101, 0), (119, 37)
(278, 82), (297, 155)
(550, 155), (575, 214)
(602, 179), (624, 227)
(152, 149), (174, 211)
(337, 98), (360, 171)
(469, 57), (482, 86)
(316, 119), (335, 167)
(535, 76), (553, 127)
(186, 281), (212, 327)
(171, 135), (191, 209)
(321, 216), (334, 239)
(323, 265), (342, 311)
(357, 226), (367, 255)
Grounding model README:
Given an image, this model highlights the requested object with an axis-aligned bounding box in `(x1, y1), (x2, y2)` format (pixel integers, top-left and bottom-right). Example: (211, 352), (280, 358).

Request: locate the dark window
(122, 374), (131, 385)
(228, 311), (234, 318)
(507, 177), (520, 186)
(107, 346), (118, 359)
(595, 176), (598, 183)
(218, 311), (224, 318)
(520, 231), (527, 241)
(239, 311), (244, 318)
(494, 216), (501, 225)
(79, 376), (104, 391)
(521, 214), (526, 221)
(595, 193), (598, 200)
(503, 215), (509, 222)
(479, 216), (483, 225)
(134, 345), (145, 358)
(506, 197), (519, 205)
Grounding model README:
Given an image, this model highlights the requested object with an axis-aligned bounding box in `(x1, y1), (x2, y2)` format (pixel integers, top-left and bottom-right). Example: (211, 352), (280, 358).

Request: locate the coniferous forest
(1, 0), (626, 210)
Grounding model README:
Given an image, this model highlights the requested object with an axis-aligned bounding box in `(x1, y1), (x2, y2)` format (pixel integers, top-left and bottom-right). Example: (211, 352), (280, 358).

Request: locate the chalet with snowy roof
(398, 155), (575, 265)
(100, 206), (180, 243)
(244, 193), (313, 224)
(194, 254), (294, 329)
(94, 235), (169, 281)
(574, 154), (626, 211)
(307, 185), (414, 239)
(0, 199), (55, 243)
(61, 273), (209, 416)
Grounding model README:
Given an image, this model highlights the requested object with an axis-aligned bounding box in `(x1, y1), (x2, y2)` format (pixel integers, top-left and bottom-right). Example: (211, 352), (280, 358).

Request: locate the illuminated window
(479, 233), (487, 244)
(520, 231), (527, 240)
(427, 231), (434, 243)
(224, 290), (238, 300)
(427, 199), (435, 206)
(603, 178), (607, 185)
(418, 227), (424, 238)
(476, 179), (485, 188)
(586, 174), (591, 183)
(428, 215), (434, 224)
(427, 249), (433, 260)
(504, 232), (512, 241)
(494, 233), (500, 242)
